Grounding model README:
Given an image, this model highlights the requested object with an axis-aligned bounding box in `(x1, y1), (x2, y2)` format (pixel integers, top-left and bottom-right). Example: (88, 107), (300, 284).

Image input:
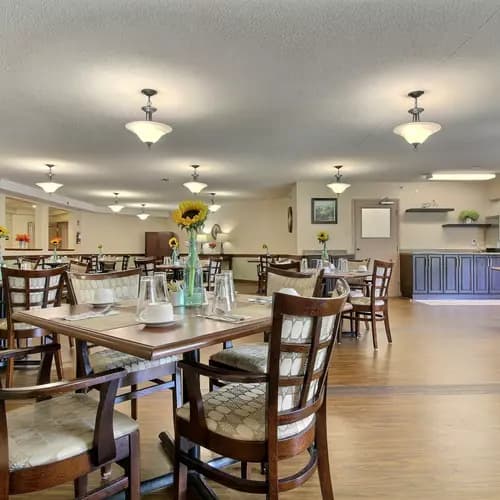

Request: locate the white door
(353, 199), (400, 296)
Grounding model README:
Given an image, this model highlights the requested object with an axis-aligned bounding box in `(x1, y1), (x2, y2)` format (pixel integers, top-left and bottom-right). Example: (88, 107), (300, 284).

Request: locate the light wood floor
(6, 290), (500, 499)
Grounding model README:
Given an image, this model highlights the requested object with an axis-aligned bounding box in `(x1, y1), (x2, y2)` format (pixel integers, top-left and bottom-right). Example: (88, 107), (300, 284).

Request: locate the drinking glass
(221, 270), (236, 304)
(137, 275), (171, 320)
(153, 272), (169, 299)
(212, 274), (232, 315)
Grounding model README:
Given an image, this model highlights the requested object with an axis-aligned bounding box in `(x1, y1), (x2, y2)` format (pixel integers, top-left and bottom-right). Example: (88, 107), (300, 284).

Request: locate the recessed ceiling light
(427, 173), (496, 181)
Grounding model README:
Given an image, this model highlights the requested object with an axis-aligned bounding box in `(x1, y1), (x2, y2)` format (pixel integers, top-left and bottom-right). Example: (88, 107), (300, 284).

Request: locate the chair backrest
(258, 254), (272, 276)
(16, 256), (42, 270)
(266, 268), (324, 297)
(100, 259), (117, 273)
(134, 256), (156, 276)
(121, 255), (130, 271)
(370, 259), (393, 301)
(1, 266), (66, 330)
(267, 292), (347, 445)
(206, 257), (222, 291)
(347, 258), (371, 272)
(81, 255), (99, 272)
(66, 268), (142, 305)
(269, 261), (301, 272)
(69, 259), (89, 273)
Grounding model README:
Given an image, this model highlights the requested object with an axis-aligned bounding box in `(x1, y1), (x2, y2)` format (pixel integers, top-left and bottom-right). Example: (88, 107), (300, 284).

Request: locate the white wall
(296, 180), (493, 253)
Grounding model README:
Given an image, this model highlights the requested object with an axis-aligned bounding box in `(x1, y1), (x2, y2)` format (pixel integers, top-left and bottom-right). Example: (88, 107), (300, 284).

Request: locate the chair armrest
(0, 344), (60, 361)
(0, 368), (125, 401)
(178, 360), (268, 383)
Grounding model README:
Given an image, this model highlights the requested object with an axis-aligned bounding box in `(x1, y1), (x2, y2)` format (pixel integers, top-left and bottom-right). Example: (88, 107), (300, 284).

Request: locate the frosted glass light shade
(125, 120), (172, 145)
(393, 121), (442, 146)
(208, 203), (221, 212)
(137, 213), (150, 220)
(36, 181), (63, 193)
(183, 181), (207, 194)
(327, 182), (350, 194)
(108, 203), (124, 213)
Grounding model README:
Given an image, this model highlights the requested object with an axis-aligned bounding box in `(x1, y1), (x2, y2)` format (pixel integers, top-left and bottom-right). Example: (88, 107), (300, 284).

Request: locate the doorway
(353, 199), (400, 296)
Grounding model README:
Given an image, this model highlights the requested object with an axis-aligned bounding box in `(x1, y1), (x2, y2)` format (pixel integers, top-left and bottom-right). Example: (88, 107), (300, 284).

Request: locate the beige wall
(296, 180), (493, 254)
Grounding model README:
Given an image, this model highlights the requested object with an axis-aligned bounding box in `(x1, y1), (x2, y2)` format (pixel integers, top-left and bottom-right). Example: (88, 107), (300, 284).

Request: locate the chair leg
(371, 313), (378, 350)
(68, 336), (75, 348)
(5, 357), (14, 388)
(383, 311), (392, 343)
(51, 334), (64, 380)
(316, 398), (334, 500)
(267, 456), (279, 499)
(130, 384), (138, 420)
(101, 464), (112, 480)
(241, 461), (248, 479)
(354, 312), (360, 337)
(73, 475), (88, 498)
(174, 435), (188, 500)
(125, 430), (141, 500)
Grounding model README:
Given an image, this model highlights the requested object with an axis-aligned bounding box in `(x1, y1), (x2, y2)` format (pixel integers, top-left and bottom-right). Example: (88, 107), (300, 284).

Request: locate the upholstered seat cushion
(0, 318), (41, 331)
(350, 297), (384, 307)
(7, 393), (138, 471)
(177, 382), (314, 441)
(90, 348), (177, 374)
(211, 343), (268, 373)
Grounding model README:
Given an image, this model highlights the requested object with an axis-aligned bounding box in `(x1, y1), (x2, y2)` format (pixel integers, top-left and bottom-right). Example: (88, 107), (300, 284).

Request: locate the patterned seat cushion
(7, 393), (138, 471)
(211, 343), (268, 373)
(267, 271), (318, 297)
(0, 318), (40, 331)
(350, 297), (384, 307)
(68, 273), (140, 304)
(177, 382), (314, 441)
(90, 348), (177, 374)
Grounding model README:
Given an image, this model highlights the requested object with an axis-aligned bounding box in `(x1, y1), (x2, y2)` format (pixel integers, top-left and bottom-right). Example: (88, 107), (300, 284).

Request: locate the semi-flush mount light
(108, 192), (124, 213)
(183, 165), (207, 194)
(427, 172), (496, 181)
(36, 164), (63, 193)
(125, 89), (173, 148)
(393, 90), (442, 149)
(327, 165), (350, 194)
(208, 192), (221, 212)
(137, 203), (150, 220)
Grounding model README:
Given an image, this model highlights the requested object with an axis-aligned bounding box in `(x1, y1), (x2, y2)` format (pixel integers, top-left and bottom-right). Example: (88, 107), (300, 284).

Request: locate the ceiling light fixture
(108, 192), (124, 213)
(393, 90), (442, 149)
(208, 192), (221, 212)
(137, 203), (150, 220)
(125, 88), (172, 148)
(36, 164), (63, 194)
(183, 165), (207, 194)
(427, 173), (496, 181)
(327, 165), (350, 194)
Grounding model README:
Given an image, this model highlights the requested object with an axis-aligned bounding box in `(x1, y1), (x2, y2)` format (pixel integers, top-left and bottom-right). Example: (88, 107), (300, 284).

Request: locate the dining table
(13, 295), (272, 499)
(156, 262), (210, 280)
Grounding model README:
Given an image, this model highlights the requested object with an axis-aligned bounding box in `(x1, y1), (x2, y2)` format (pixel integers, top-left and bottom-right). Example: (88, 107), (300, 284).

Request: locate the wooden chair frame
(1, 266), (67, 387)
(121, 255), (130, 271)
(206, 257), (223, 291)
(134, 256), (157, 276)
(175, 292), (347, 499)
(342, 259), (393, 349)
(0, 344), (139, 499)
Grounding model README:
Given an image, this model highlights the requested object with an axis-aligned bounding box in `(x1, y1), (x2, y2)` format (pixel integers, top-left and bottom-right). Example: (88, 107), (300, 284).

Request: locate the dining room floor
(7, 284), (500, 499)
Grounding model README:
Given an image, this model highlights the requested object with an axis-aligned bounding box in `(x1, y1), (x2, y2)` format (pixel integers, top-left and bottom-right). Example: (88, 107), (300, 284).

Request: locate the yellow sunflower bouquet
(0, 226), (9, 240)
(172, 200), (208, 233)
(317, 231), (329, 243)
(169, 236), (179, 248)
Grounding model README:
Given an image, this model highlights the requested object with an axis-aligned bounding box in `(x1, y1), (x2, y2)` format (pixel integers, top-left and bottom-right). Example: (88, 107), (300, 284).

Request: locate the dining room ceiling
(1, 0), (500, 212)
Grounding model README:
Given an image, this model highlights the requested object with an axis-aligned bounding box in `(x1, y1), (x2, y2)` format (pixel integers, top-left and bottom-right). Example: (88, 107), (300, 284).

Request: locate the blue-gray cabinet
(401, 252), (500, 298)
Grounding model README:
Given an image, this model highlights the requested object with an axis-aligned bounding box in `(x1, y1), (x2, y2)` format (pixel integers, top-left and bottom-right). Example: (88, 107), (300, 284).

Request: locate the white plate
(89, 301), (114, 308)
(140, 314), (181, 328)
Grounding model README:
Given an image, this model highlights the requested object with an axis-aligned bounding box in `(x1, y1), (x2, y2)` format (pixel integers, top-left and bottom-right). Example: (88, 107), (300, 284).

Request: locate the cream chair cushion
(350, 297), (384, 307)
(266, 271), (319, 297)
(177, 382), (314, 441)
(68, 273), (140, 304)
(7, 393), (138, 471)
(211, 343), (268, 373)
(91, 348), (177, 374)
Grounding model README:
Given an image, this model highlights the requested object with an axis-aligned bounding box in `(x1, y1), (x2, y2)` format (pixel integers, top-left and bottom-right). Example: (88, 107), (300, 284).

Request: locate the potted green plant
(458, 209), (480, 224)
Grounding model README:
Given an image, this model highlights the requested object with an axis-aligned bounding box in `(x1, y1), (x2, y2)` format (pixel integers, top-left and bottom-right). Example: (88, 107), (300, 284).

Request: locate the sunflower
(169, 236), (179, 248)
(317, 231), (329, 243)
(172, 200), (208, 232)
(50, 237), (62, 246)
(0, 225), (10, 240)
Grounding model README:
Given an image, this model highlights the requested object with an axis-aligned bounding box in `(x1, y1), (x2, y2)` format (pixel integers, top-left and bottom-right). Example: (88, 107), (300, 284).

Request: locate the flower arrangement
(50, 237), (62, 247)
(208, 240), (217, 249)
(459, 210), (480, 223)
(16, 233), (30, 243)
(317, 231), (329, 243)
(262, 243), (270, 255)
(97, 244), (103, 251)
(169, 236), (179, 248)
(172, 200), (208, 232)
(0, 226), (9, 240)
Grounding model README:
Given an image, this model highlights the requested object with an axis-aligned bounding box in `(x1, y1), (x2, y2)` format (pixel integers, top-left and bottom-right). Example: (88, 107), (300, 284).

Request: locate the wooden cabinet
(145, 232), (177, 257)
(428, 255), (443, 293)
(443, 255), (459, 294)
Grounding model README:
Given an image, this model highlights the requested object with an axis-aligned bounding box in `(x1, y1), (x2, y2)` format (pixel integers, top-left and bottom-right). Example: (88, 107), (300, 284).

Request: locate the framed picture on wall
(311, 198), (338, 224)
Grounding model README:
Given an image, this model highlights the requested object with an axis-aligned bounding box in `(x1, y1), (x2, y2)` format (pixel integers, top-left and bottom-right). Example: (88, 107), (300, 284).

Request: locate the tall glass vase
(183, 230), (204, 306)
(321, 242), (329, 265)
(52, 245), (58, 261)
(171, 247), (179, 265)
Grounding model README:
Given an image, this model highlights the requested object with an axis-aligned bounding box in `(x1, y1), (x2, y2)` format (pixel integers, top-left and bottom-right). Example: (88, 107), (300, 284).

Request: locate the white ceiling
(1, 0), (500, 213)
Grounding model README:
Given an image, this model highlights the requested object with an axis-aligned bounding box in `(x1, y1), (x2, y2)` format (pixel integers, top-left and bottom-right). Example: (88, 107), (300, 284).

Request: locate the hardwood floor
(6, 290), (500, 499)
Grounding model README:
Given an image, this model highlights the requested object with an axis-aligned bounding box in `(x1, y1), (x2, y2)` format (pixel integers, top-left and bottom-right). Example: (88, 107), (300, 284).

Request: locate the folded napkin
(197, 313), (251, 323)
(63, 310), (119, 321)
(248, 296), (273, 304)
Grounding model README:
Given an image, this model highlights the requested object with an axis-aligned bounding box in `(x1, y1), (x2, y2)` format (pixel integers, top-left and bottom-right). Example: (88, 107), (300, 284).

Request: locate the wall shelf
(406, 208), (455, 213)
(442, 223), (492, 228)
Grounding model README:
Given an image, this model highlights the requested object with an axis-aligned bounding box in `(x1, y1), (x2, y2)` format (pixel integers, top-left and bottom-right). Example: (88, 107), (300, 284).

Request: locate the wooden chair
(69, 259), (89, 273)
(206, 257), (222, 291)
(121, 255), (130, 271)
(134, 256), (157, 276)
(99, 259), (117, 273)
(269, 260), (301, 272)
(209, 269), (325, 385)
(0, 266), (66, 387)
(81, 255), (98, 272)
(257, 254), (272, 295)
(346, 258), (371, 295)
(0, 344), (140, 499)
(16, 257), (42, 270)
(66, 269), (181, 420)
(174, 291), (347, 499)
(343, 259), (393, 349)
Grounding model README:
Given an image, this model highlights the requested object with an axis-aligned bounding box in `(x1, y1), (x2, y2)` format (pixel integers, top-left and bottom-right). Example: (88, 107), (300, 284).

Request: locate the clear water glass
(212, 274), (232, 315)
(137, 275), (172, 321)
(153, 272), (169, 298)
(221, 270), (236, 304)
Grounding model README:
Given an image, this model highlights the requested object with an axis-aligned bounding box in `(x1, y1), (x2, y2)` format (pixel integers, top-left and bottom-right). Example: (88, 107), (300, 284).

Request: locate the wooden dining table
(13, 296), (272, 499)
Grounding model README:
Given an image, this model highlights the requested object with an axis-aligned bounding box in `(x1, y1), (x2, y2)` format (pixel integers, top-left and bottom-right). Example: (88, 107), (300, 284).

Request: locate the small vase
(465, 217), (473, 224)
(321, 243), (329, 265)
(183, 230), (204, 307)
(53, 246), (58, 260)
(171, 247), (179, 265)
